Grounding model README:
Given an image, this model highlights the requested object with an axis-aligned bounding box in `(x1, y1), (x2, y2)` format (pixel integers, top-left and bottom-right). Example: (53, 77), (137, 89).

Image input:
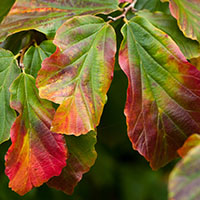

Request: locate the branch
(108, 0), (137, 22)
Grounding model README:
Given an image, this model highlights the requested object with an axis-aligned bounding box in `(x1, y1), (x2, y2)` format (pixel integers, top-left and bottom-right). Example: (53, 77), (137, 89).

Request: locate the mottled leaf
(169, 145), (200, 200)
(136, 10), (200, 59)
(0, 48), (20, 144)
(24, 40), (56, 78)
(178, 134), (200, 158)
(5, 73), (67, 195)
(0, 0), (118, 42)
(48, 131), (97, 195)
(36, 15), (116, 135)
(119, 16), (200, 169)
(166, 0), (200, 42)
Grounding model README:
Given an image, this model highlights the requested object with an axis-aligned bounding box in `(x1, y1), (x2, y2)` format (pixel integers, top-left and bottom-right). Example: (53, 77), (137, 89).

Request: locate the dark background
(0, 69), (176, 200)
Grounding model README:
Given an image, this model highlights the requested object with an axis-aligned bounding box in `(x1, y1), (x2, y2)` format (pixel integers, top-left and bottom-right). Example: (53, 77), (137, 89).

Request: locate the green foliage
(0, 49), (20, 143)
(24, 41), (56, 78)
(0, 0), (15, 23)
(0, 0), (200, 199)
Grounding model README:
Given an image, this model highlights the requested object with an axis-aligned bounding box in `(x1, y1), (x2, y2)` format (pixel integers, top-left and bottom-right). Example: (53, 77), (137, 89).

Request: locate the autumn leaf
(136, 10), (200, 59)
(0, 48), (20, 144)
(191, 57), (200, 71)
(177, 134), (200, 158)
(119, 15), (200, 169)
(5, 73), (67, 195)
(165, 0), (200, 42)
(169, 143), (200, 200)
(36, 15), (116, 136)
(48, 131), (97, 195)
(24, 40), (56, 78)
(0, 0), (119, 41)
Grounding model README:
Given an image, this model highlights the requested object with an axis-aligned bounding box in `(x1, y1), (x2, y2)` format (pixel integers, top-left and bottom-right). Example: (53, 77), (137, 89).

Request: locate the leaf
(119, 16), (200, 169)
(191, 57), (200, 71)
(47, 131), (97, 195)
(0, 0), (119, 42)
(0, 31), (32, 55)
(166, 0), (200, 42)
(0, 48), (20, 144)
(24, 40), (56, 78)
(136, 10), (200, 59)
(177, 134), (200, 158)
(169, 145), (200, 200)
(0, 0), (15, 23)
(135, 0), (169, 13)
(5, 73), (67, 195)
(36, 15), (116, 136)
(119, 0), (132, 3)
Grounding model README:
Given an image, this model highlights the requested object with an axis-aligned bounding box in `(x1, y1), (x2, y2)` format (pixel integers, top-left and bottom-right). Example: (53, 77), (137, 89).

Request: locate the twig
(18, 40), (35, 71)
(108, 0), (137, 22)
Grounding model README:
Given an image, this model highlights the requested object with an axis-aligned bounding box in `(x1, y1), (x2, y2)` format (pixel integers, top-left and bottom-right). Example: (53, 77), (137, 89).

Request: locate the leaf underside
(5, 73), (67, 195)
(0, 48), (20, 144)
(119, 16), (200, 169)
(0, 0), (118, 41)
(36, 15), (116, 136)
(47, 131), (97, 195)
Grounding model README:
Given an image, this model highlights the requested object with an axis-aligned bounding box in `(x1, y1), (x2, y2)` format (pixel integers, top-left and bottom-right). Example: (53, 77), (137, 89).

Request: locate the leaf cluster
(0, 0), (200, 199)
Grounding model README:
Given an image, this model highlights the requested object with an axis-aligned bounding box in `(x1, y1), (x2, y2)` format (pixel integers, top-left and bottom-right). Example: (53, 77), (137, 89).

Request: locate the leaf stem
(108, 0), (137, 22)
(18, 40), (34, 71)
(14, 53), (21, 60)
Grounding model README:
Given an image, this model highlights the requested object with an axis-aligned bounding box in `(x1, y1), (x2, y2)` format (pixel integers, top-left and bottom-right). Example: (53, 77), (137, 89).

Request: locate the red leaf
(0, 0), (118, 41)
(36, 15), (116, 135)
(119, 16), (200, 169)
(167, 0), (200, 42)
(5, 73), (67, 195)
(47, 131), (97, 195)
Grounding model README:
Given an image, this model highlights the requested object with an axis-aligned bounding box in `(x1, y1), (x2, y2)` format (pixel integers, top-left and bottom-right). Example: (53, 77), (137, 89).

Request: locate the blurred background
(0, 69), (176, 200)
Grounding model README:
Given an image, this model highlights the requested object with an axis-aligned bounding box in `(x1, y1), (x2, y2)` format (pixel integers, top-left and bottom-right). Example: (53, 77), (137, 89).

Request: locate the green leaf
(136, 10), (200, 59)
(0, 0), (119, 42)
(169, 144), (200, 200)
(36, 15), (116, 135)
(166, 0), (200, 42)
(5, 73), (67, 195)
(0, 0), (15, 23)
(0, 48), (20, 144)
(24, 40), (56, 78)
(135, 0), (169, 13)
(47, 131), (97, 195)
(119, 16), (200, 169)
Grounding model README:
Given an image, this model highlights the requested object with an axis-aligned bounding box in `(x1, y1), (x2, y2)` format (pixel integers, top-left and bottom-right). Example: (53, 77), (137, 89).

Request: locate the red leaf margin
(5, 73), (68, 195)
